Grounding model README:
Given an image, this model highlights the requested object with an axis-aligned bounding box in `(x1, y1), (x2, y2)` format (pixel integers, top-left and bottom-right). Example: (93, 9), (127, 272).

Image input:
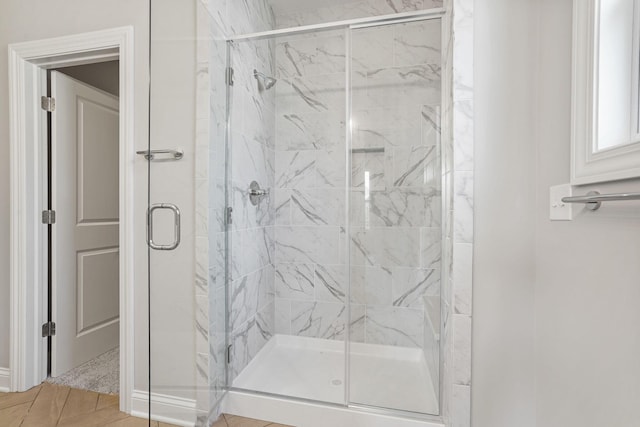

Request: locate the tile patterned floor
(0, 383), (176, 427)
(0, 382), (293, 427)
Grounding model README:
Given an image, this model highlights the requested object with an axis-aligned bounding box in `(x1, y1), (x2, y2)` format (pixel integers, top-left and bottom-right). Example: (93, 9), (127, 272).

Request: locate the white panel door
(51, 71), (120, 377)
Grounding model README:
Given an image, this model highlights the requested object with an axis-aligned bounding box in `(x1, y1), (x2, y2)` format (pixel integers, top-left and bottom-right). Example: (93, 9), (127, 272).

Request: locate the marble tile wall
(272, 28), (350, 342)
(197, 0), (277, 424)
(272, 0), (444, 29)
(227, 31), (277, 388)
(271, 19), (444, 386)
(448, 0), (474, 426)
(349, 20), (443, 399)
(196, 0), (474, 425)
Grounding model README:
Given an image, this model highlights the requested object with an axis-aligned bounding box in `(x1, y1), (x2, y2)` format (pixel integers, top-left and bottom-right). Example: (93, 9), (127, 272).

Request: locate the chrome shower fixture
(253, 69), (277, 90)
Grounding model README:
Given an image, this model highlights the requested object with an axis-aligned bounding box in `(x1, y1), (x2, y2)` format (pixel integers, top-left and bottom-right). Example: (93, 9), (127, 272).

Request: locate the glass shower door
(148, 0), (216, 424)
(348, 17), (443, 416)
(224, 29), (349, 405)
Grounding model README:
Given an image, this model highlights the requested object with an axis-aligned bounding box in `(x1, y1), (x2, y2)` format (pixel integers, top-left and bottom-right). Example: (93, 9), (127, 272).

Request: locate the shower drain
(331, 379), (342, 386)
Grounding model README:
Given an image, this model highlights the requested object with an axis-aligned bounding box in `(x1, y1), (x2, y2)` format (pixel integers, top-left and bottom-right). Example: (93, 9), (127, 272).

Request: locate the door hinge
(225, 207), (233, 225)
(41, 96), (55, 112)
(42, 210), (56, 224)
(227, 345), (232, 364)
(42, 322), (56, 337)
(226, 67), (234, 86)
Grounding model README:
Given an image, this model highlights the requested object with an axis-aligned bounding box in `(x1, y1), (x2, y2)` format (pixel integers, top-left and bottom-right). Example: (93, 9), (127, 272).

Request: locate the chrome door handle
(147, 203), (181, 250)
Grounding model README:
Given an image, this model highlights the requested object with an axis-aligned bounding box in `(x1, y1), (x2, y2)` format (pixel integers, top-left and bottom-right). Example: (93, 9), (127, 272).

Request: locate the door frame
(8, 27), (136, 412)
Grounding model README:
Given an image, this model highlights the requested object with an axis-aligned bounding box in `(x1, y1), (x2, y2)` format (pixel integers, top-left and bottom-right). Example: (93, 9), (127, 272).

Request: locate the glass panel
(348, 18), (443, 416)
(149, 0), (206, 424)
(226, 28), (348, 405)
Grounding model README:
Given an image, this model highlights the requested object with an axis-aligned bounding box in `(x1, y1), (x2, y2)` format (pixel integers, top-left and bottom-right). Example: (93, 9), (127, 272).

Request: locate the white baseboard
(0, 368), (10, 392)
(130, 390), (197, 427)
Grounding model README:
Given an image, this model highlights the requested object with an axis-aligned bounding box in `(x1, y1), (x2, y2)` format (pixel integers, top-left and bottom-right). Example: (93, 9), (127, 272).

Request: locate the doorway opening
(9, 27), (135, 413)
(43, 61), (121, 395)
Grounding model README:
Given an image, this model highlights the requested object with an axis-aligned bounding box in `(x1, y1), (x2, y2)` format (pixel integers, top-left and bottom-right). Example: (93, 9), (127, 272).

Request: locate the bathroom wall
(0, 0), (152, 390)
(534, 1), (640, 426)
(271, 0), (444, 29)
(472, 0), (537, 426)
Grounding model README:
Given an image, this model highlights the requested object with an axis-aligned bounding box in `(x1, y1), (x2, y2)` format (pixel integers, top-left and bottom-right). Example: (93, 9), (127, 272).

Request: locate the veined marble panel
(274, 189), (291, 225)
(229, 265), (274, 332)
(315, 264), (347, 303)
(365, 306), (423, 347)
(316, 148), (346, 187)
(350, 187), (441, 228)
(228, 0), (274, 36)
(393, 19), (442, 67)
(232, 227), (273, 278)
(276, 73), (345, 115)
(275, 297), (292, 334)
(351, 25), (394, 72)
(353, 65), (441, 111)
(275, 225), (342, 265)
(453, 171), (473, 243)
(290, 189), (345, 226)
(350, 304), (367, 343)
(350, 226), (421, 268)
(351, 151), (385, 189)
(422, 104), (442, 146)
(353, 106), (423, 135)
(392, 267), (440, 308)
(275, 263), (315, 300)
(390, 145), (440, 187)
(420, 227), (442, 269)
(291, 301), (347, 340)
(276, 31), (346, 78)
(453, 314), (471, 386)
(275, 110), (345, 151)
(275, 150), (316, 189)
(453, 99), (473, 171)
(352, 126), (421, 149)
(350, 265), (393, 306)
(453, 242), (472, 316)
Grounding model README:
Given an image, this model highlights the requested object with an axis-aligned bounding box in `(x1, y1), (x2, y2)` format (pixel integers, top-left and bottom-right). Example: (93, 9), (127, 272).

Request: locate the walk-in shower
(214, 8), (446, 424)
(148, 0), (456, 426)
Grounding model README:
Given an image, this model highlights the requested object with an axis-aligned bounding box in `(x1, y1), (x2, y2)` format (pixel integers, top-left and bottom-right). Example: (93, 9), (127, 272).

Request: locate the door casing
(8, 27), (136, 413)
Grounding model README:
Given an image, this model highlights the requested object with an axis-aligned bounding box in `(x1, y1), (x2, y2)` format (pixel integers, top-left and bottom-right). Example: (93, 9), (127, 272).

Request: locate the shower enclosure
(148, 1), (455, 426)
(223, 18), (443, 414)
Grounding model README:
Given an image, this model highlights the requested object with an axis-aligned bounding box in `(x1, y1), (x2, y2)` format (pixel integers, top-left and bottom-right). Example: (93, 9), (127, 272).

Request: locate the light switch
(550, 184), (573, 221)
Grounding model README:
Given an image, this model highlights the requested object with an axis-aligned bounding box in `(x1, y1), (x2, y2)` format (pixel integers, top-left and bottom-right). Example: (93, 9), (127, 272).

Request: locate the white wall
(472, 0), (537, 426)
(0, 0), (199, 406)
(0, 0), (149, 373)
(535, 1), (640, 426)
(145, 0), (198, 401)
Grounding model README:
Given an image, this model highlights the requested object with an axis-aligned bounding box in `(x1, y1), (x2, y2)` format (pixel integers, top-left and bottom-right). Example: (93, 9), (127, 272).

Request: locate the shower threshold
(232, 334), (438, 416)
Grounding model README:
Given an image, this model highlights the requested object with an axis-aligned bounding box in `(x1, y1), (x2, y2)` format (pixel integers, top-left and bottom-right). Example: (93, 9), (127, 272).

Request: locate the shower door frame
(222, 7), (448, 422)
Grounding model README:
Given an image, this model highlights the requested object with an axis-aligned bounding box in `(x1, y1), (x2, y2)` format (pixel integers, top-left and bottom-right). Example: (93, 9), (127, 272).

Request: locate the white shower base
(232, 334), (438, 416)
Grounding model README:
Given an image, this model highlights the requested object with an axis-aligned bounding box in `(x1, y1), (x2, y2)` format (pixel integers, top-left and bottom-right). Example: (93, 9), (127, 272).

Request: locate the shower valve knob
(248, 181), (268, 206)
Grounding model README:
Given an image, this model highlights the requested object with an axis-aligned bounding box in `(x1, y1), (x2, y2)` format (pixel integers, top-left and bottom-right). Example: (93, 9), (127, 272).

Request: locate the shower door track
(229, 7), (445, 41)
